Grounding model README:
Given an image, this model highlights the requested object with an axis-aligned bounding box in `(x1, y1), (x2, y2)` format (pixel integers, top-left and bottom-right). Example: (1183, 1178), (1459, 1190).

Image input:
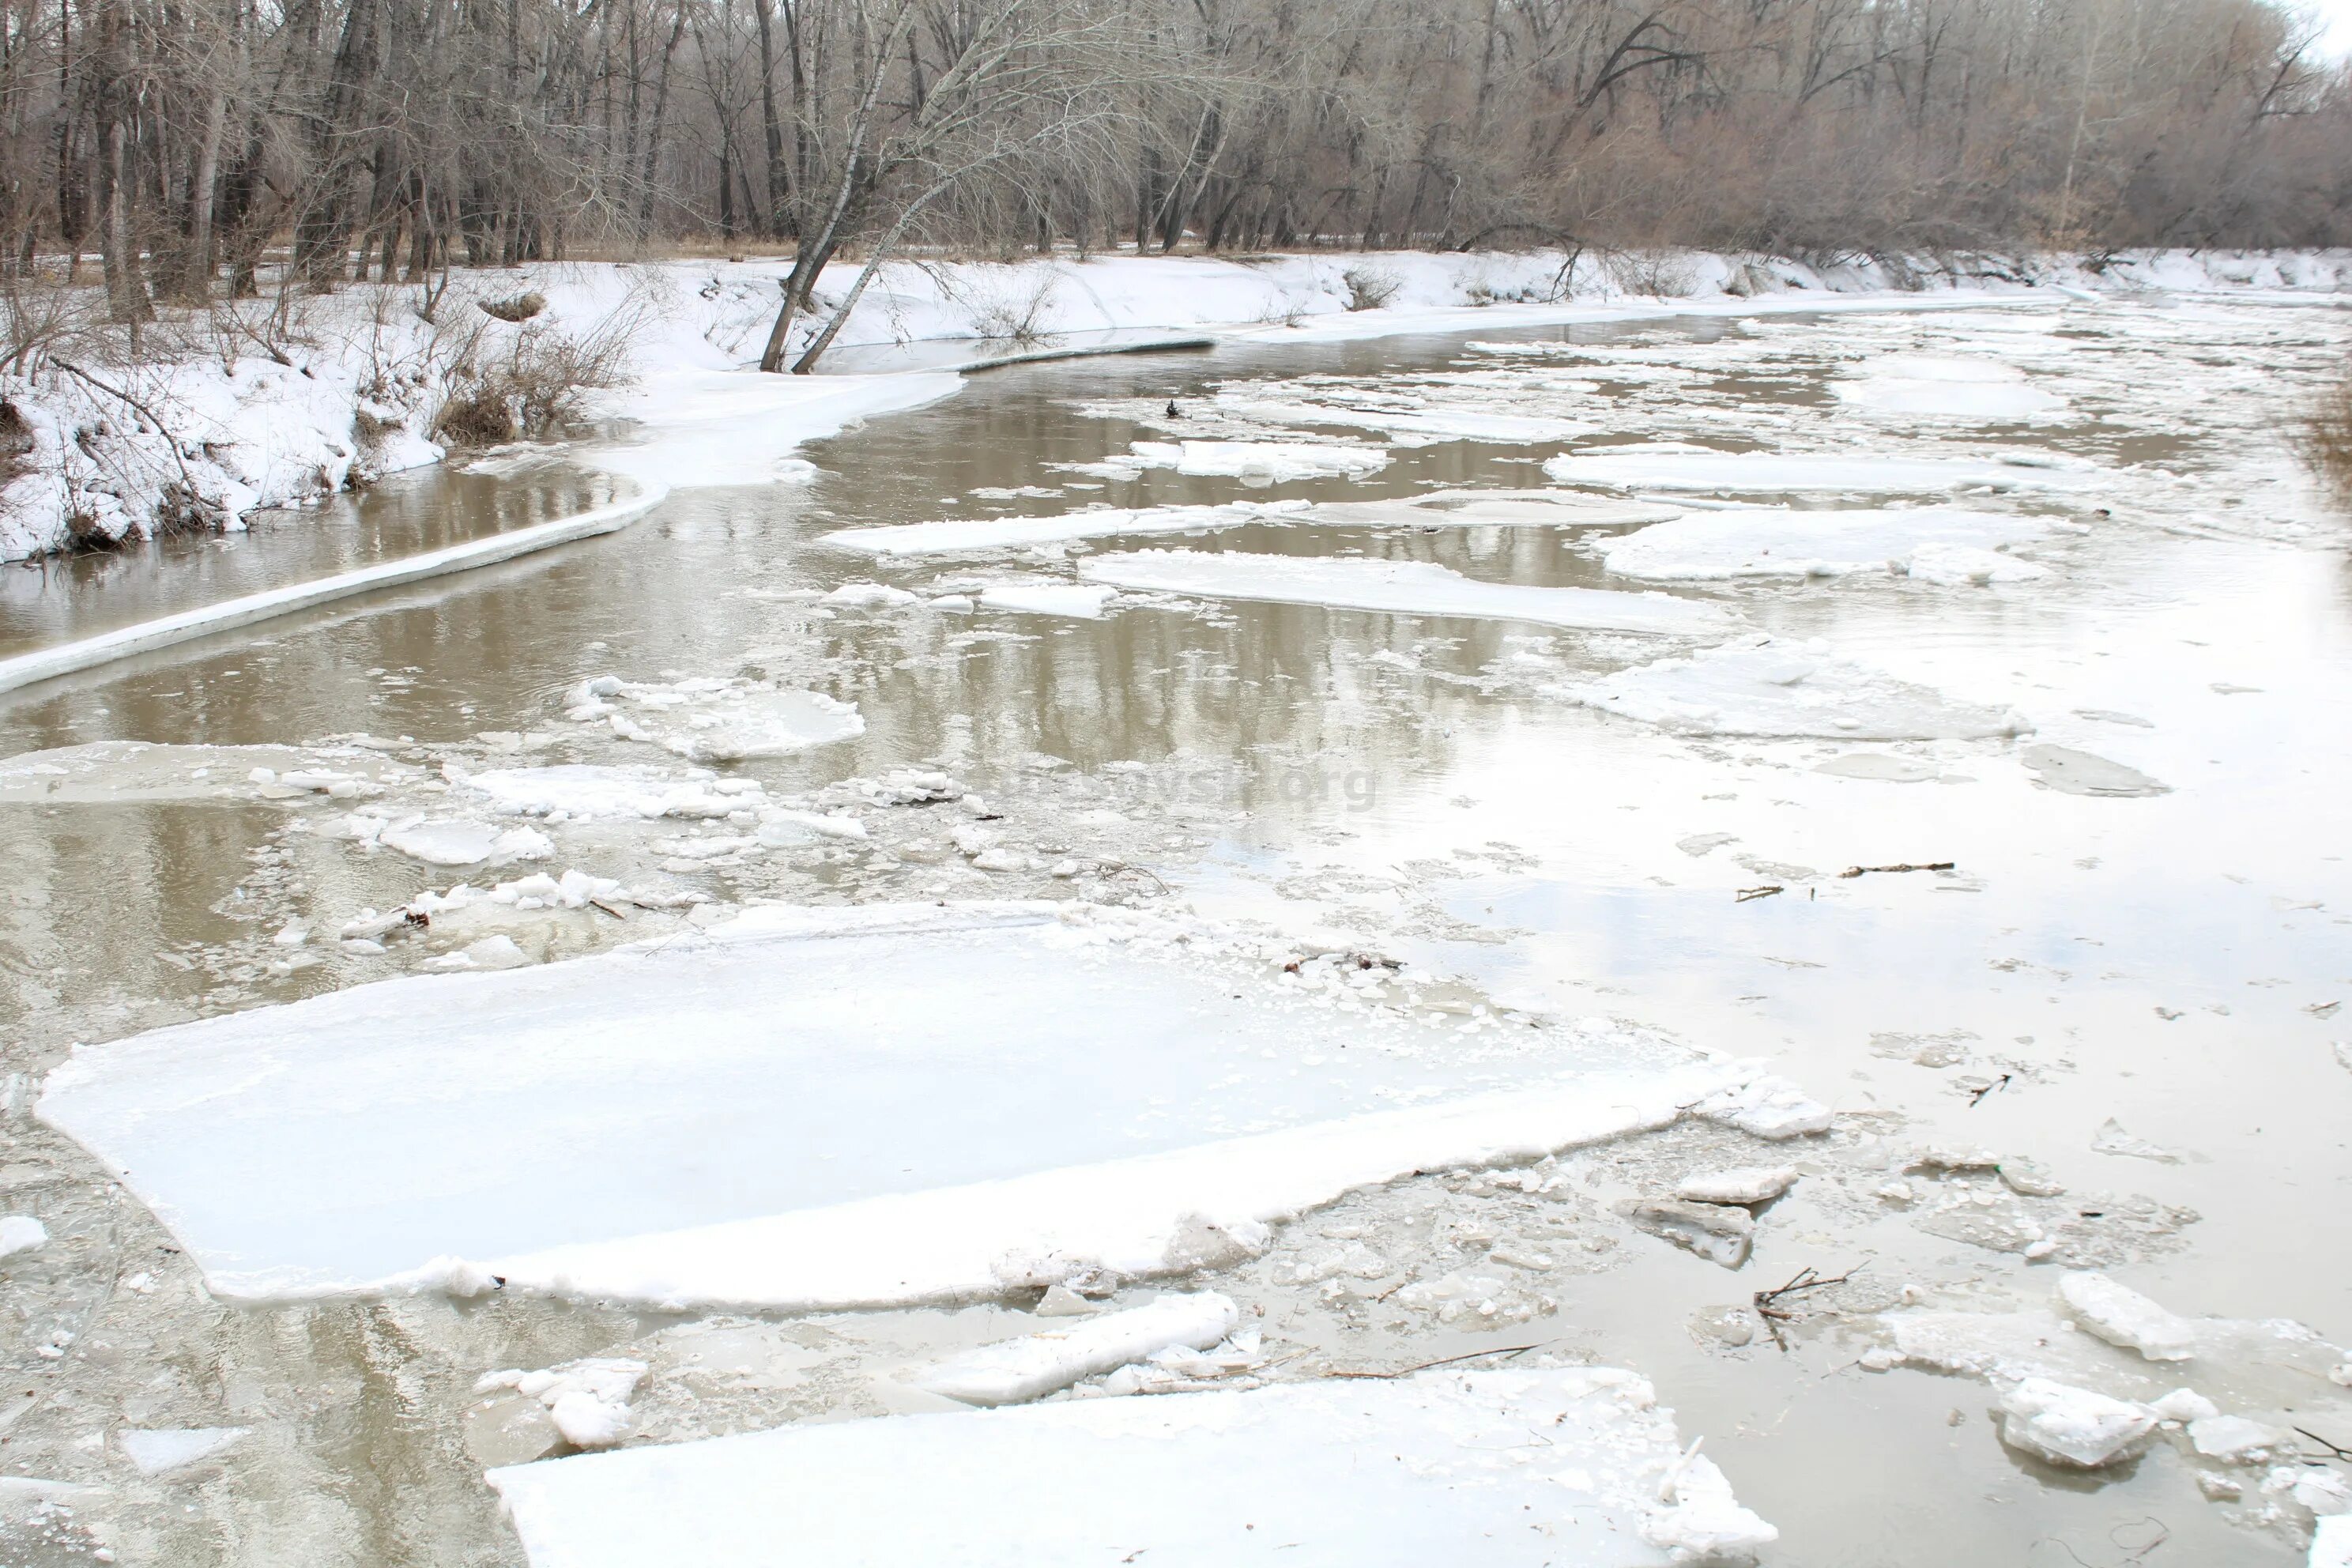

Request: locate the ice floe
(2021, 744), (2170, 797)
(474, 1357), (648, 1450)
(912, 1292), (1240, 1406)
(1553, 636), (2031, 740)
(0, 1215), (47, 1258)
(975, 580), (1116, 618)
(1831, 354), (2067, 421)
(1079, 550), (1731, 635)
(564, 676), (865, 762)
(824, 502), (1295, 556)
(36, 903), (1753, 1308)
(0, 740), (416, 805)
(449, 763), (765, 821)
(1595, 506), (2048, 582)
(486, 1368), (1774, 1567)
(1543, 448), (2102, 494)
(118, 1427), (247, 1476)
(2058, 1271), (2198, 1361)
(1998, 1378), (2158, 1468)
(1080, 439), (1391, 483)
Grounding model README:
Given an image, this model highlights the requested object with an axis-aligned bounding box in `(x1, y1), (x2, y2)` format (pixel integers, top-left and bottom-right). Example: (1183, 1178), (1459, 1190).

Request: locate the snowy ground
(0, 273), (2349, 1566)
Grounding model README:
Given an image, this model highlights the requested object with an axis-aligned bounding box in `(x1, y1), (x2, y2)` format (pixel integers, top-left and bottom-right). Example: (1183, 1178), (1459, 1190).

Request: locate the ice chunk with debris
(914, 1292), (1238, 1406)
(39, 903), (1751, 1309)
(1556, 636), (2030, 741)
(1082, 549), (1731, 635)
(1675, 1167), (1798, 1205)
(1996, 1378), (2158, 1468)
(0, 1215), (47, 1258)
(2057, 1272), (2196, 1362)
(1597, 507), (2045, 582)
(475, 1358), (647, 1450)
(118, 1427), (247, 1476)
(1544, 448), (2101, 494)
(488, 1368), (1774, 1568)
(1690, 1076), (1832, 1139)
(1626, 1199), (1754, 1268)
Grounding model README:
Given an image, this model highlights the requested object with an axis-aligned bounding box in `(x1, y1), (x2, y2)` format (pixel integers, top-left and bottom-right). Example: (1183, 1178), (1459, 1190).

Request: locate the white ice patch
(1596, 507), (2046, 582)
(2314, 1515), (2352, 1568)
(487, 1368), (1773, 1568)
(2057, 1271), (2197, 1362)
(1080, 550), (1730, 635)
(1555, 636), (2030, 741)
(1543, 449), (2101, 495)
(118, 1427), (247, 1476)
(1902, 541), (2050, 585)
(0, 1215), (47, 1258)
(1832, 354), (2067, 421)
(1114, 439), (1390, 482)
(36, 903), (1751, 1310)
(564, 676), (865, 763)
(824, 503), (1280, 556)
(1210, 393), (1598, 447)
(913, 1292), (1240, 1406)
(374, 818), (555, 868)
(1997, 1378), (2158, 1468)
(1314, 488), (1683, 529)
(475, 1358), (647, 1449)
(975, 580), (1116, 619)
(451, 763), (763, 822)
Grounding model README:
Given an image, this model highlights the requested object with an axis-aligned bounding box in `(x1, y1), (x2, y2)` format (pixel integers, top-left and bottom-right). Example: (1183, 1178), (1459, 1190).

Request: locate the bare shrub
(941, 266), (1062, 346)
(2295, 367), (2352, 498)
(1341, 265), (1400, 311)
(478, 292), (549, 324)
(433, 311), (639, 448)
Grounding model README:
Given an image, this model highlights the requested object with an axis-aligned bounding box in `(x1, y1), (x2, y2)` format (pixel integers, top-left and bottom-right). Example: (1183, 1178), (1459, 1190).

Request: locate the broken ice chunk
(0, 1215), (47, 1259)
(1645, 1452), (1778, 1563)
(118, 1427), (247, 1476)
(1691, 1076), (1832, 1140)
(2056, 1272), (2196, 1362)
(1674, 1167), (1798, 1206)
(474, 1358), (647, 1450)
(2090, 1118), (2183, 1163)
(2314, 1516), (2352, 1568)
(1996, 1378), (2158, 1468)
(1626, 1199), (1755, 1268)
(2187, 1415), (2291, 1462)
(2150, 1389), (2219, 1423)
(2021, 744), (2169, 798)
(912, 1293), (1239, 1407)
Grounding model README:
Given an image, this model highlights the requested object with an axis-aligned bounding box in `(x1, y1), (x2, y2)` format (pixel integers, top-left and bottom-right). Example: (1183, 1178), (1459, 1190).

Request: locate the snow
(2056, 1271), (2198, 1362)
(1689, 1076), (1834, 1139)
(450, 763), (763, 822)
(475, 1358), (648, 1450)
(1079, 550), (1731, 635)
(582, 368), (963, 493)
(1596, 507), (2047, 583)
(824, 503), (1286, 557)
(487, 1367), (1774, 1568)
(1675, 1167), (1800, 1205)
(36, 903), (1753, 1308)
(0, 485), (668, 699)
(1996, 1378), (2158, 1468)
(564, 676), (865, 762)
(976, 580), (1117, 619)
(117, 1427), (248, 1476)
(1554, 636), (2031, 741)
(1831, 354), (2067, 421)
(0, 1215), (47, 1258)
(913, 1292), (1241, 1406)
(2316, 1516), (2352, 1568)
(1543, 449), (2102, 495)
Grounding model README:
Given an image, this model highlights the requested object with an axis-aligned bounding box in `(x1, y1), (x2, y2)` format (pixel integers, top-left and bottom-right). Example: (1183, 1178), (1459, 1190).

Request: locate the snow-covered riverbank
(4, 245), (2345, 562)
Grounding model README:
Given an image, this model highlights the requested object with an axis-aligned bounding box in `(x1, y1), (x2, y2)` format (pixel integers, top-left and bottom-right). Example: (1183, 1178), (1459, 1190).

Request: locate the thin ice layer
(1596, 507), (2047, 581)
(1555, 636), (2030, 740)
(823, 504), (1263, 556)
(1080, 550), (1730, 635)
(37, 903), (1746, 1309)
(486, 1367), (1773, 1568)
(1543, 449), (2101, 493)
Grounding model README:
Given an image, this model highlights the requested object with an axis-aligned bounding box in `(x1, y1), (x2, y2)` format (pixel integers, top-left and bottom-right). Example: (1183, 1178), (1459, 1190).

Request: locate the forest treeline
(7, 0), (2347, 341)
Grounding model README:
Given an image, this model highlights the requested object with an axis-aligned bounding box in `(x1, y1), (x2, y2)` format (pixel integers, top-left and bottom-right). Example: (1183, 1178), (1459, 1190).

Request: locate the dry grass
(2296, 365), (2352, 498)
(433, 311), (639, 448)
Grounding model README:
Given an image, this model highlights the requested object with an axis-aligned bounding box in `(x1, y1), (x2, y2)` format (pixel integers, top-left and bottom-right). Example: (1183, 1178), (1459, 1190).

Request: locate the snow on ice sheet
(563, 676), (865, 762)
(1314, 489), (1683, 529)
(1091, 440), (1391, 482)
(914, 1292), (1240, 1406)
(1554, 635), (2030, 740)
(1542, 449), (2102, 494)
(975, 580), (1117, 618)
(822, 504), (1272, 556)
(1596, 507), (2048, 582)
(1831, 354), (2067, 420)
(486, 1367), (1774, 1568)
(448, 762), (763, 821)
(36, 903), (1751, 1308)
(1080, 551), (1730, 635)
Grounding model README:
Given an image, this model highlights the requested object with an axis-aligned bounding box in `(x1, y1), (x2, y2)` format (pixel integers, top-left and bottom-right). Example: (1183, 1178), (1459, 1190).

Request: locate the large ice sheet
(1555, 636), (2031, 740)
(1597, 507), (2048, 582)
(37, 903), (1746, 1309)
(487, 1367), (1774, 1568)
(1831, 354), (2067, 421)
(1543, 449), (2101, 494)
(1080, 550), (1730, 635)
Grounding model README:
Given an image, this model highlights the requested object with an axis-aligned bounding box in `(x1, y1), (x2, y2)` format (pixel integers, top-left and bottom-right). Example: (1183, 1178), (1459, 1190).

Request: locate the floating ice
(1675, 1167), (1799, 1205)
(1997, 1378), (2158, 1468)
(1832, 354), (2067, 421)
(1121, 439), (1390, 481)
(824, 503), (1266, 556)
(1903, 541), (2050, 586)
(475, 1358), (647, 1450)
(2316, 1516), (2352, 1568)
(487, 1368), (1774, 1568)
(1596, 507), (2046, 582)
(976, 580), (1116, 619)
(0, 1215), (47, 1258)
(1555, 636), (2030, 741)
(1690, 1076), (1834, 1139)
(1626, 1197), (1754, 1268)
(914, 1292), (1239, 1406)
(118, 1427), (247, 1476)
(1543, 449), (2102, 494)
(452, 763), (762, 821)
(2057, 1271), (2197, 1361)
(1316, 488), (1683, 528)
(1080, 550), (1731, 635)
(2091, 1117), (2182, 1163)
(822, 581), (920, 609)
(565, 676), (865, 763)
(1210, 393), (1598, 446)
(37, 903), (1750, 1308)
(2022, 744), (2170, 797)
(0, 741), (414, 805)
(375, 818), (554, 868)
(2187, 1414), (2290, 1461)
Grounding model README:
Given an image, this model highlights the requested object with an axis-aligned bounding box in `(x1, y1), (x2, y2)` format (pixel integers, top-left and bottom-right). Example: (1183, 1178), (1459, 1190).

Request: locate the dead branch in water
(1753, 1264), (1862, 1351)
(1838, 861), (1955, 879)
